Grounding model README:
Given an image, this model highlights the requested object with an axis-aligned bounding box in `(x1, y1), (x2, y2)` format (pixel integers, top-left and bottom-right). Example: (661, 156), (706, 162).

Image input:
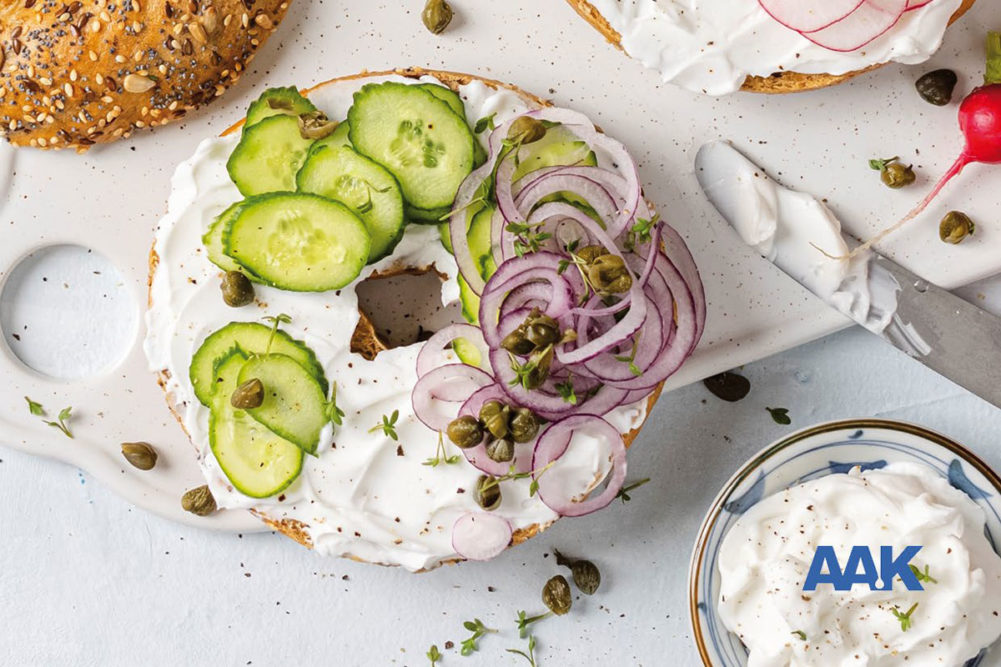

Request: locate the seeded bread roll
(0, 0), (291, 151)
(566, 0), (976, 94)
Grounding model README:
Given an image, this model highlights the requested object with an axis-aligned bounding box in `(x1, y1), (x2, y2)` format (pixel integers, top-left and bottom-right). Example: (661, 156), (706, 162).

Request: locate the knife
(695, 140), (1001, 410)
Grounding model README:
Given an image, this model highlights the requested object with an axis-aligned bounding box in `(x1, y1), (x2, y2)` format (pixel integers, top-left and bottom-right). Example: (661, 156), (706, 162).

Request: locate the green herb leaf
(458, 618), (496, 656)
(791, 630), (807, 641)
(868, 156), (898, 172)
(890, 602), (919, 632)
(515, 610), (552, 640)
(262, 313), (292, 352)
(24, 396), (44, 416)
(474, 113), (497, 134)
(326, 382), (346, 426)
(766, 407), (791, 425)
(986, 32), (1001, 86)
(43, 406), (74, 439)
(370, 410), (400, 440)
(426, 644), (441, 666)
(423, 432), (461, 468)
(556, 379), (577, 405)
(909, 563), (938, 585)
(616, 477), (650, 503)
(506, 635), (538, 667)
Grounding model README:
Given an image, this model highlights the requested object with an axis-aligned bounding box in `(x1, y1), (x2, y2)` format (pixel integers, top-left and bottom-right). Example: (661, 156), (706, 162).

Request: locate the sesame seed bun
(0, 0), (292, 151)
(566, 0), (976, 94)
(148, 68), (666, 568)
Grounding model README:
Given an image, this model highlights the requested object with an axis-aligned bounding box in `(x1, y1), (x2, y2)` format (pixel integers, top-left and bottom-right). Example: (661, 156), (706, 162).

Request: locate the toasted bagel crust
(151, 68), (666, 568)
(0, 0), (292, 151)
(566, 0), (976, 94)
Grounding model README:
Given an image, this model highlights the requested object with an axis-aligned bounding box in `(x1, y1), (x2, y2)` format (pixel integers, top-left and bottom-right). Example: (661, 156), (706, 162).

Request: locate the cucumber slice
(348, 82), (474, 210)
(452, 337), (482, 368)
(190, 321), (328, 407)
(223, 193), (371, 292)
(203, 202), (264, 281)
(438, 222), (453, 253)
(309, 121), (352, 155)
(244, 86), (317, 130)
(467, 204), (495, 280)
(227, 115), (315, 196)
(296, 145), (405, 262)
(458, 274), (480, 325)
(238, 353), (328, 455)
(406, 203), (450, 225)
(417, 83), (465, 118)
(511, 125), (598, 182)
(209, 351), (303, 498)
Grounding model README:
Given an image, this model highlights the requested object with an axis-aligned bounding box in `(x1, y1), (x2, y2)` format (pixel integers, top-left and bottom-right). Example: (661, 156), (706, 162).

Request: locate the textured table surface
(4, 274), (1000, 667)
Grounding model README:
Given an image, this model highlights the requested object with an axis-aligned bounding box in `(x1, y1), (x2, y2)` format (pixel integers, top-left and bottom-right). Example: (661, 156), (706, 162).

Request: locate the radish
(849, 33), (1001, 256)
(800, 0), (907, 53)
(759, 0), (865, 34)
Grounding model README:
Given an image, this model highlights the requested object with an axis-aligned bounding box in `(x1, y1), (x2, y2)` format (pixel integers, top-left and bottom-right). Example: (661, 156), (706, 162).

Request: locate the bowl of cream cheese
(689, 419), (1001, 666)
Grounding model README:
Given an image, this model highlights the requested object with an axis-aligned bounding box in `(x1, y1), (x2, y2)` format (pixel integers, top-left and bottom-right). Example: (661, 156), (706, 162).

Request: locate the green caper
(509, 408), (539, 443)
(485, 438), (514, 463)
(479, 400), (510, 440)
(507, 116), (547, 145)
(522, 345), (554, 390)
(939, 211), (975, 244)
(542, 575), (573, 616)
(231, 378), (264, 410)
(475, 475), (502, 511)
(121, 441), (158, 471)
(554, 549), (601, 595)
(221, 271), (255, 307)
(586, 254), (633, 294)
(915, 69), (958, 106)
(575, 244), (609, 264)
(298, 111), (338, 140)
(881, 161), (916, 189)
(501, 329), (536, 356)
(421, 0), (453, 35)
(181, 485), (217, 516)
(524, 310), (559, 348)
(446, 415), (483, 449)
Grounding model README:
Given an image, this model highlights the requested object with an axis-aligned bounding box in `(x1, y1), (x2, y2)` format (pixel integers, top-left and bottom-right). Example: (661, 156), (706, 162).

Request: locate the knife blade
(695, 140), (1001, 409)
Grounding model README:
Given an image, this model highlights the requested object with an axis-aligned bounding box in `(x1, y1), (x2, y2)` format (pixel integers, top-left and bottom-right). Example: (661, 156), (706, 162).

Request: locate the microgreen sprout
(555, 379), (577, 405)
(506, 635), (538, 666)
(459, 618), (497, 656)
(326, 382), (346, 427)
(515, 610), (551, 639)
(423, 432), (461, 467)
(426, 644), (442, 666)
(616, 478), (651, 503)
(766, 407), (792, 425)
(45, 406), (75, 439)
(370, 410), (400, 440)
(791, 630), (807, 641)
(890, 602), (919, 632)
(262, 313), (292, 352)
(909, 564), (938, 585)
(474, 113), (496, 134)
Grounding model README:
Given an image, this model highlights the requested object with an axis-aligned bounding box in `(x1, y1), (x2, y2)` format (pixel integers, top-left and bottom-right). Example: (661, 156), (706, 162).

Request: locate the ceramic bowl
(688, 418), (1001, 666)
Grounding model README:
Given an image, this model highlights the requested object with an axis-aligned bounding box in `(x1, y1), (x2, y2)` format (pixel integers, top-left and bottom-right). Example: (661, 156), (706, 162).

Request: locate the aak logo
(804, 546), (925, 592)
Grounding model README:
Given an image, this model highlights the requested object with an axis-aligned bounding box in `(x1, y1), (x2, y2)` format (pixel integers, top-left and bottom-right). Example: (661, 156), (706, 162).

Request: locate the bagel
(0, 0), (291, 150)
(566, 0), (976, 94)
(146, 68), (691, 570)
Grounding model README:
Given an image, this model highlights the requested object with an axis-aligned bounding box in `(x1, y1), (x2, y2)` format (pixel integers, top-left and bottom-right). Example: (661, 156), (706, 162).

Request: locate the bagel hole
(0, 244), (137, 380)
(352, 268), (462, 358)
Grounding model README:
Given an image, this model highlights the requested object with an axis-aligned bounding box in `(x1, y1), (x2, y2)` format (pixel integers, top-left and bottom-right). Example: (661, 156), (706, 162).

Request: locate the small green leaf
(474, 113), (496, 134)
(766, 407), (791, 425)
(791, 630), (807, 641)
(24, 396), (44, 416)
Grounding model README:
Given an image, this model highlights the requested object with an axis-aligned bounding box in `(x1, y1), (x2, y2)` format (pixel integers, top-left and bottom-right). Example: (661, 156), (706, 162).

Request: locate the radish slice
(800, 0), (907, 52)
(759, 0), (865, 33)
(451, 512), (513, 561)
(905, 0), (933, 9)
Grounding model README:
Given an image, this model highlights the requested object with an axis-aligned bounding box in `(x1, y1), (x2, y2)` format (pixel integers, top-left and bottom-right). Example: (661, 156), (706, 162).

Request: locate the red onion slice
(412, 364), (494, 431)
(416, 324), (489, 377)
(531, 415), (627, 517)
(452, 512), (513, 561)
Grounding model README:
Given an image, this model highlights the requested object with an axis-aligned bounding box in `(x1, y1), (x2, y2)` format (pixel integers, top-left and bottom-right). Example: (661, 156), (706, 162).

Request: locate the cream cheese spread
(586, 0), (963, 95)
(144, 74), (648, 571)
(717, 463), (1001, 666)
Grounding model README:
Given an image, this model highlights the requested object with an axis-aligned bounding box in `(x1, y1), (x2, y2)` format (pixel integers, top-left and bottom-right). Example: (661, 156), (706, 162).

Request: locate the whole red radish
(852, 32), (1001, 255)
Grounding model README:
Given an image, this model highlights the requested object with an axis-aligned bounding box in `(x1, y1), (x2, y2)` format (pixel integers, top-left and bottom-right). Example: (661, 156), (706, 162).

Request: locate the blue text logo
(803, 546), (924, 591)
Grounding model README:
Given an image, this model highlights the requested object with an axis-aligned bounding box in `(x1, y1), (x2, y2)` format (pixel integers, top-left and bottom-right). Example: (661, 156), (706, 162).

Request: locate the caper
(873, 159), (916, 189)
(121, 441), (158, 471)
(231, 378), (264, 410)
(915, 69), (958, 106)
(525, 310), (559, 348)
(421, 0), (453, 35)
(555, 549), (601, 595)
(479, 401), (510, 440)
(297, 111), (338, 140)
(475, 475), (502, 511)
(509, 408), (539, 444)
(181, 485), (217, 516)
(523, 345), (554, 390)
(575, 244), (609, 264)
(587, 254), (633, 294)
(446, 415), (483, 449)
(939, 211), (975, 244)
(542, 575), (573, 616)
(220, 270), (254, 307)
(485, 437), (514, 463)
(507, 116), (547, 145)
(501, 329), (536, 356)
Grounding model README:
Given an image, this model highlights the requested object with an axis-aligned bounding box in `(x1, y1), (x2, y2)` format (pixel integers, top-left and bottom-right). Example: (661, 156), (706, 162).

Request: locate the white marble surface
(4, 274), (1001, 666)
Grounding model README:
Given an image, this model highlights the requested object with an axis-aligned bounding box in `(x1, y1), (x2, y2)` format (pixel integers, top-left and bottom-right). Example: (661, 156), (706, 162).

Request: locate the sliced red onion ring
(452, 512), (513, 561)
(412, 364), (494, 431)
(531, 415), (627, 517)
(416, 324), (489, 377)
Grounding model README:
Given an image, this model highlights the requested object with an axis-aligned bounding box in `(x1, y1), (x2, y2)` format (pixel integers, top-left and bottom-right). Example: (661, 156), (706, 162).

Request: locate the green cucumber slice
(238, 353), (328, 455)
(223, 192), (371, 292)
(227, 115), (315, 196)
(467, 204), (495, 280)
(203, 202), (264, 281)
(406, 203), (450, 225)
(209, 351), (303, 498)
(190, 321), (328, 407)
(452, 337), (482, 368)
(458, 274), (479, 325)
(511, 125), (598, 182)
(296, 145), (405, 262)
(244, 86), (317, 130)
(348, 82), (474, 210)
(438, 222), (453, 253)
